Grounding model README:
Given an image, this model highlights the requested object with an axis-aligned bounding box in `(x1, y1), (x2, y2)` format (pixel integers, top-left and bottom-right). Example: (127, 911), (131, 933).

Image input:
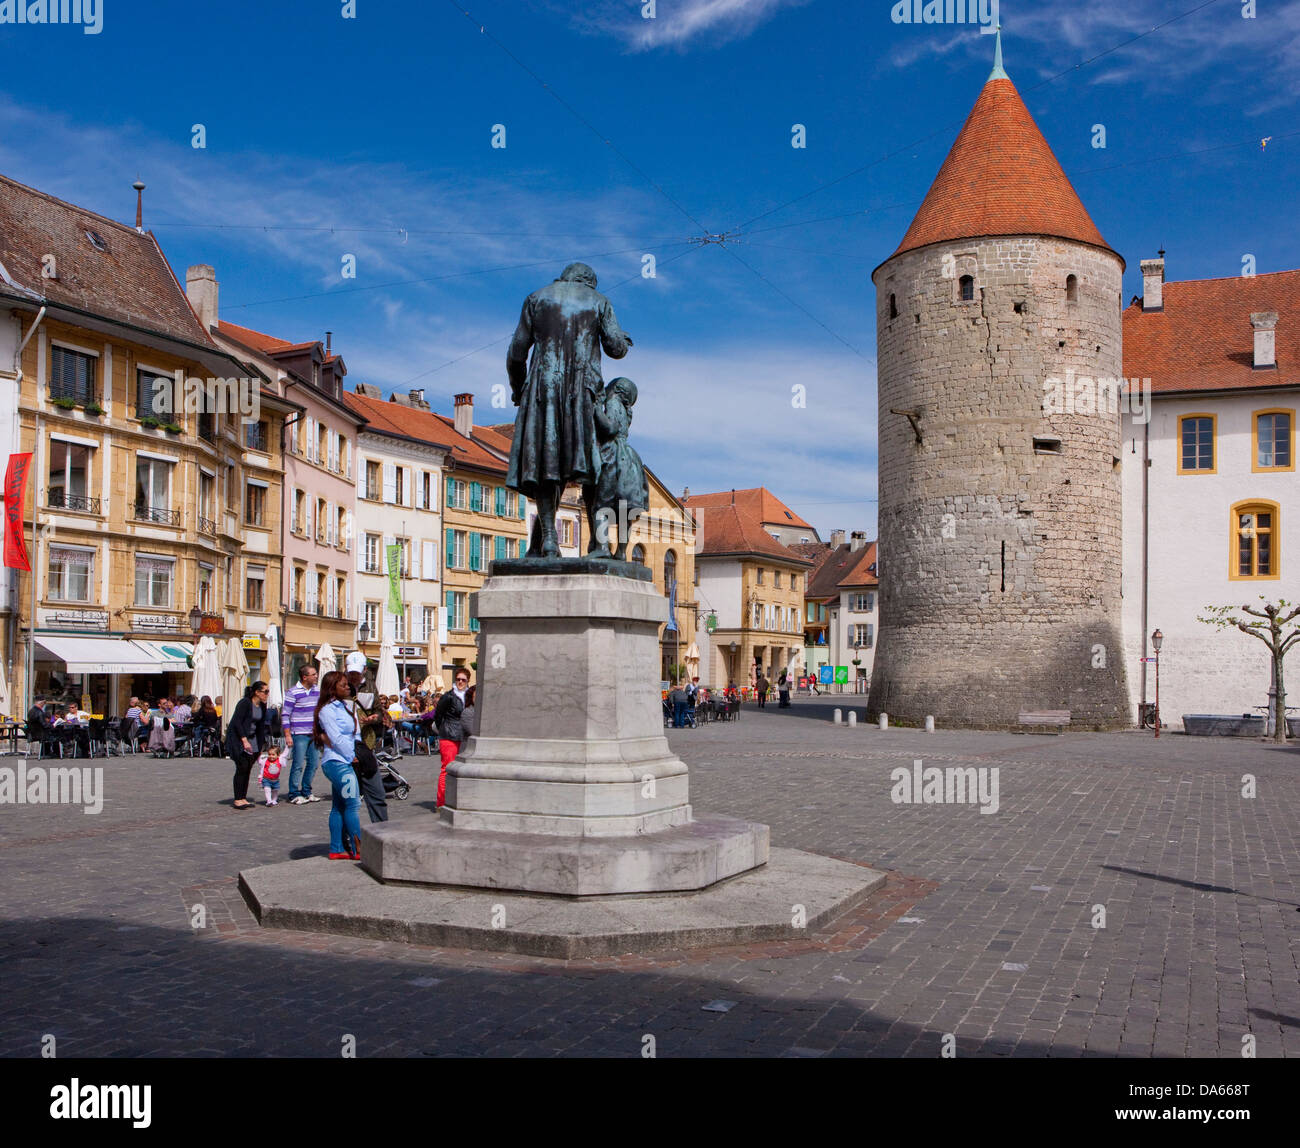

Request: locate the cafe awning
(36, 637), (195, 674)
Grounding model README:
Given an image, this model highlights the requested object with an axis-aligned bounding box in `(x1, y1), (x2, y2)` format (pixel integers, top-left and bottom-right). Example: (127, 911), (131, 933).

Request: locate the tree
(1198, 597), (1299, 743)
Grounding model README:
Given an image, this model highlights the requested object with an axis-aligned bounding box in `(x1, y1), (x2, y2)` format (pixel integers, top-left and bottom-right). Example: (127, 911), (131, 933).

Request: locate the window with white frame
(197, 564), (213, 612)
(421, 605), (436, 641)
(364, 533), (381, 574)
(446, 590), (468, 631)
(49, 546), (93, 602)
(136, 368), (172, 417)
(849, 592), (875, 613)
(363, 600), (379, 636)
(134, 457), (172, 516)
(448, 530), (467, 569)
(50, 344), (97, 405)
(421, 540), (439, 581)
(48, 440), (93, 511)
(134, 555), (174, 607)
(446, 478), (467, 510)
(849, 624), (874, 648)
(246, 565), (266, 612)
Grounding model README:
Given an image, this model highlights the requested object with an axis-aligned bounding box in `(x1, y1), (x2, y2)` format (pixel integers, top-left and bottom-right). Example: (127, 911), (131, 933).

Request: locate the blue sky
(2, 0), (1297, 537)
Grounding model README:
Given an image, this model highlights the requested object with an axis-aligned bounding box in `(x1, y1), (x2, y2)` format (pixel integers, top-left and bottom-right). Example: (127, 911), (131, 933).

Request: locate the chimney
(1140, 254), (1164, 312)
(1251, 312), (1278, 369)
(454, 392), (474, 437)
(850, 531), (867, 552)
(132, 179), (146, 232)
(325, 331), (332, 356)
(185, 264), (219, 330)
(409, 388), (429, 409)
(682, 485), (690, 499)
(830, 529), (846, 547)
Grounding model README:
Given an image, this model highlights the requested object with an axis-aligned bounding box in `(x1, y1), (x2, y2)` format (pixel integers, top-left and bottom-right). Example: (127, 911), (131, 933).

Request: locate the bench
(1017, 710), (1071, 732)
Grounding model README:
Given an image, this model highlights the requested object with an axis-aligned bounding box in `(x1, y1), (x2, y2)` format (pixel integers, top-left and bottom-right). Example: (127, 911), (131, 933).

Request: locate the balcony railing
(244, 426), (268, 452)
(198, 414), (217, 444)
(197, 515), (218, 535)
(134, 502), (182, 526)
(48, 492), (101, 514)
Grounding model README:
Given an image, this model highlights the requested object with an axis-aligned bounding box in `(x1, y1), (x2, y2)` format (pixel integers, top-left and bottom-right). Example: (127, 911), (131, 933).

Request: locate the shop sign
(199, 615), (225, 635)
(131, 613), (176, 632)
(242, 635), (262, 650)
(396, 646), (420, 657)
(40, 608), (109, 631)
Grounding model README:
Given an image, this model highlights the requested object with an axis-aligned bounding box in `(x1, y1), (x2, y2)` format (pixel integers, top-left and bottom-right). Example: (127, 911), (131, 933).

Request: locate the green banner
(386, 543), (403, 615)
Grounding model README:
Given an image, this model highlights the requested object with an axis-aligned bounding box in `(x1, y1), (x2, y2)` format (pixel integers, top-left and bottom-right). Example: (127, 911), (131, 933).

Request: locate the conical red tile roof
(888, 76), (1117, 264)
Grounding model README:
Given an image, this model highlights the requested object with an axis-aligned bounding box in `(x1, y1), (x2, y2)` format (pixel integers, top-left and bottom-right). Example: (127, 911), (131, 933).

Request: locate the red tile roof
(0, 172), (219, 348)
(343, 389), (506, 473)
(216, 319), (294, 354)
(804, 541), (878, 597)
(682, 487), (815, 531)
(1123, 269), (1300, 394)
(888, 76), (1115, 264)
(696, 504), (813, 565)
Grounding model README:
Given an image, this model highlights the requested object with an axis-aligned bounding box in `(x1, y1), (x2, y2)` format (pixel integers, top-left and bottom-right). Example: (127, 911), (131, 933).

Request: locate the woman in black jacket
(227, 681), (270, 810)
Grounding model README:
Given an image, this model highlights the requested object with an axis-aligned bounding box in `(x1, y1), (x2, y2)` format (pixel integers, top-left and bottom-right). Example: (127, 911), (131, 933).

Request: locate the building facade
(869, 45), (1131, 729)
(1121, 260), (1299, 728)
(801, 533), (878, 693)
(345, 391), (448, 686)
(0, 176), (288, 714)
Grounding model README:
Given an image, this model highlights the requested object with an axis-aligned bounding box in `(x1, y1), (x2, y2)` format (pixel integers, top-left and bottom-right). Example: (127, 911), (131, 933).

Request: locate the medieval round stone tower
(868, 37), (1131, 729)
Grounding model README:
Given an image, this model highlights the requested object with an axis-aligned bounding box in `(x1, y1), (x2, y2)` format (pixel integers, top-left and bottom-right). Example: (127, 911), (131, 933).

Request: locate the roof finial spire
(988, 25), (1007, 82)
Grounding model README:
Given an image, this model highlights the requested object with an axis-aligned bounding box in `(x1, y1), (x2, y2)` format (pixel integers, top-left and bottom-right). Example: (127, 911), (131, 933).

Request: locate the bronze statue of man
(506, 262), (631, 557)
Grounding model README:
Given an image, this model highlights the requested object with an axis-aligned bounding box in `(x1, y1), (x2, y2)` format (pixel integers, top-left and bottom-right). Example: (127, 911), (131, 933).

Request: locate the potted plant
(52, 396), (77, 411)
(83, 401), (104, 416)
(162, 422), (183, 435)
(139, 415), (161, 429)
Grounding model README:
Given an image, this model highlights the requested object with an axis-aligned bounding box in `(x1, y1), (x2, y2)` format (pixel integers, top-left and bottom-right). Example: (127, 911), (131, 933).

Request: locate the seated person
(146, 698), (177, 757)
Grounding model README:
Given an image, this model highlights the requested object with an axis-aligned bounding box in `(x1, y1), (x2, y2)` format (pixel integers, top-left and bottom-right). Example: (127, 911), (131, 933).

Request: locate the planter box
(1182, 714), (1266, 737)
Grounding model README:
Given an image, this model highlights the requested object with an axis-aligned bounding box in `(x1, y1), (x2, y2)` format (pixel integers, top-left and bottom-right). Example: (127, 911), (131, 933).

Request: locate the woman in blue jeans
(313, 670), (362, 860)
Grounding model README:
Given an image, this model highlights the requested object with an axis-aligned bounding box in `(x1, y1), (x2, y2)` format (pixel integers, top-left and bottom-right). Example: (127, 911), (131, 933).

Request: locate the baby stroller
(374, 748), (412, 800)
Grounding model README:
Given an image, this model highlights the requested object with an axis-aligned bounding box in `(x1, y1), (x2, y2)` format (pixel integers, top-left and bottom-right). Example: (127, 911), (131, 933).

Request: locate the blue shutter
(518, 496), (527, 520)
(469, 616), (480, 633)
(445, 589), (454, 626)
(445, 528), (455, 568)
(494, 535), (506, 561)
(469, 481), (481, 512)
(495, 486), (505, 515)
(469, 532), (482, 571)
(445, 475), (454, 507)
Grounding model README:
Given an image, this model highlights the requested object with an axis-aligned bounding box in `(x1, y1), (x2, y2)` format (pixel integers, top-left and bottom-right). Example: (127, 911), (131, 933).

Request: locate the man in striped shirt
(282, 665), (322, 804)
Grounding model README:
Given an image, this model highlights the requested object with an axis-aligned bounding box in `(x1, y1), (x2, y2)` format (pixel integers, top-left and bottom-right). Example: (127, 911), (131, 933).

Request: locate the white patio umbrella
(376, 637), (400, 697)
(190, 635), (222, 704)
(0, 657), (10, 720)
(315, 641), (337, 677)
(219, 637), (249, 725)
(683, 640), (700, 677)
(264, 624), (283, 710)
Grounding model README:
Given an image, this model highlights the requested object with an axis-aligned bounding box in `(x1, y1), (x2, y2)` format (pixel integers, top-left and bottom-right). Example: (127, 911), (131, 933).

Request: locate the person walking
(432, 669), (471, 808)
(777, 670), (792, 708)
(282, 664), (322, 805)
(344, 651), (389, 823)
(227, 681), (270, 810)
(757, 674), (770, 709)
(313, 670), (362, 860)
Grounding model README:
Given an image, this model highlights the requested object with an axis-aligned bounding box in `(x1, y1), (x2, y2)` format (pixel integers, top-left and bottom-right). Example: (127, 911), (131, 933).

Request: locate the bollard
(924, 715), (935, 732)
(848, 711), (857, 728)
(833, 708), (842, 725)
(878, 712), (889, 730)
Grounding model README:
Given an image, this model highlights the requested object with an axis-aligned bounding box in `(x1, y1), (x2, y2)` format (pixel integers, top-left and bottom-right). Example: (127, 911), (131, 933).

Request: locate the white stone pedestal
(361, 570), (769, 895)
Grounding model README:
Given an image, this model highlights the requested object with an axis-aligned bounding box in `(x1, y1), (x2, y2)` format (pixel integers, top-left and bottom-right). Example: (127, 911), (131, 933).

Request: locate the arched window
(631, 544), (646, 565)
(663, 548), (677, 588)
(889, 293), (898, 319)
(959, 275), (975, 302)
(1066, 274), (1079, 303)
(1232, 501), (1279, 580)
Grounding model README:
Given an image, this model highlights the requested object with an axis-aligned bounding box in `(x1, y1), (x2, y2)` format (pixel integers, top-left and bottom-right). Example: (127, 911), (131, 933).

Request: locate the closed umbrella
(0, 657), (10, 720)
(264, 624), (283, 710)
(683, 640), (700, 677)
(376, 637), (400, 697)
(425, 636), (444, 692)
(219, 637), (249, 727)
(315, 641), (336, 677)
(190, 635), (222, 703)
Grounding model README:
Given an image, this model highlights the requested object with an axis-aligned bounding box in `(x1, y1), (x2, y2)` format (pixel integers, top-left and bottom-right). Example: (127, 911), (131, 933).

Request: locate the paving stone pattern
(0, 698), (1296, 1058)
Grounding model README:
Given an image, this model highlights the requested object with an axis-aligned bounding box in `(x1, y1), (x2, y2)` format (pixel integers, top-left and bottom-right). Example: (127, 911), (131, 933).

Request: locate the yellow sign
(242, 636), (262, 650)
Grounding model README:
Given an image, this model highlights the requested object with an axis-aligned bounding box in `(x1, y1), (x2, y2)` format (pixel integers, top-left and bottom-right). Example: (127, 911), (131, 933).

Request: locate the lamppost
(358, 620), (370, 649)
(1151, 628), (1163, 738)
(853, 642), (862, 695)
(728, 640), (738, 691)
(188, 605), (202, 635)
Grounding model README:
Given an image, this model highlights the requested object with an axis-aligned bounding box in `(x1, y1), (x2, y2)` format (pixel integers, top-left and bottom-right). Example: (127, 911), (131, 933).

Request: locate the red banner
(4, 453), (33, 571)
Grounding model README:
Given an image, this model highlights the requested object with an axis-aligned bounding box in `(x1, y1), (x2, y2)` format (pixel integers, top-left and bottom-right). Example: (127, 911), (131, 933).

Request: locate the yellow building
(0, 174), (289, 714)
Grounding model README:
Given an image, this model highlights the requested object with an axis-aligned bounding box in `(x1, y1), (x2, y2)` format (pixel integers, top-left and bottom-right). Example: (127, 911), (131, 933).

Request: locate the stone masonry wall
(869, 236), (1132, 728)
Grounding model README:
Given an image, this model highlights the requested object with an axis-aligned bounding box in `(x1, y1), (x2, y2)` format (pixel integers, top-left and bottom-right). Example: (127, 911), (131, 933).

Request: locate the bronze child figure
(586, 377), (649, 561)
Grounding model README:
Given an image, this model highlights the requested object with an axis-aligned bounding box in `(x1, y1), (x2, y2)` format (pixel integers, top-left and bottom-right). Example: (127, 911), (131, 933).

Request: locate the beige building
(0, 174), (289, 714)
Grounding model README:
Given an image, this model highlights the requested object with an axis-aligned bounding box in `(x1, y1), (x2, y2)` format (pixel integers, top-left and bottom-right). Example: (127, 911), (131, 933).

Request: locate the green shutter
(495, 486), (506, 516)
(494, 535), (506, 561)
(469, 616), (480, 633)
(518, 496), (526, 519)
(445, 590), (454, 625)
(469, 481), (481, 512)
(469, 532), (482, 571)
(444, 475), (454, 507)
(445, 528), (455, 568)
(517, 537), (526, 558)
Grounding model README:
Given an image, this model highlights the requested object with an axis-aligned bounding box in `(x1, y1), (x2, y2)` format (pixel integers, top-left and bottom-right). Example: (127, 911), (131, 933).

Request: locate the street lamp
(188, 605), (202, 635)
(1151, 628), (1163, 738)
(358, 620), (371, 646)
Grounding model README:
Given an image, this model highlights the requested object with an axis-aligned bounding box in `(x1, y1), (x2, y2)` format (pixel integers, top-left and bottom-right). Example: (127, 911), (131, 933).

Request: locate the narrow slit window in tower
(889, 293), (898, 319)
(1000, 541), (1006, 592)
(1066, 274), (1079, 302)
(959, 274), (975, 302)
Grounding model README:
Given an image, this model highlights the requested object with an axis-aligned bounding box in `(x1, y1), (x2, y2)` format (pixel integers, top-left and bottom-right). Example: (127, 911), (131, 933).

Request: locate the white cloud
(544, 0), (813, 52)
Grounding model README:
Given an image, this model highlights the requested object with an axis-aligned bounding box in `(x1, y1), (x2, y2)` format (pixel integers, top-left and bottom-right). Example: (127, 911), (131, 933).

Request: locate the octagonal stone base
(240, 847), (886, 959)
(360, 813), (769, 896)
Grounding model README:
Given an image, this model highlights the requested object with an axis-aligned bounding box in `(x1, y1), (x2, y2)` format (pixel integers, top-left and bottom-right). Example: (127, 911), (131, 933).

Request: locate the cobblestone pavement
(1, 698), (1297, 1058)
